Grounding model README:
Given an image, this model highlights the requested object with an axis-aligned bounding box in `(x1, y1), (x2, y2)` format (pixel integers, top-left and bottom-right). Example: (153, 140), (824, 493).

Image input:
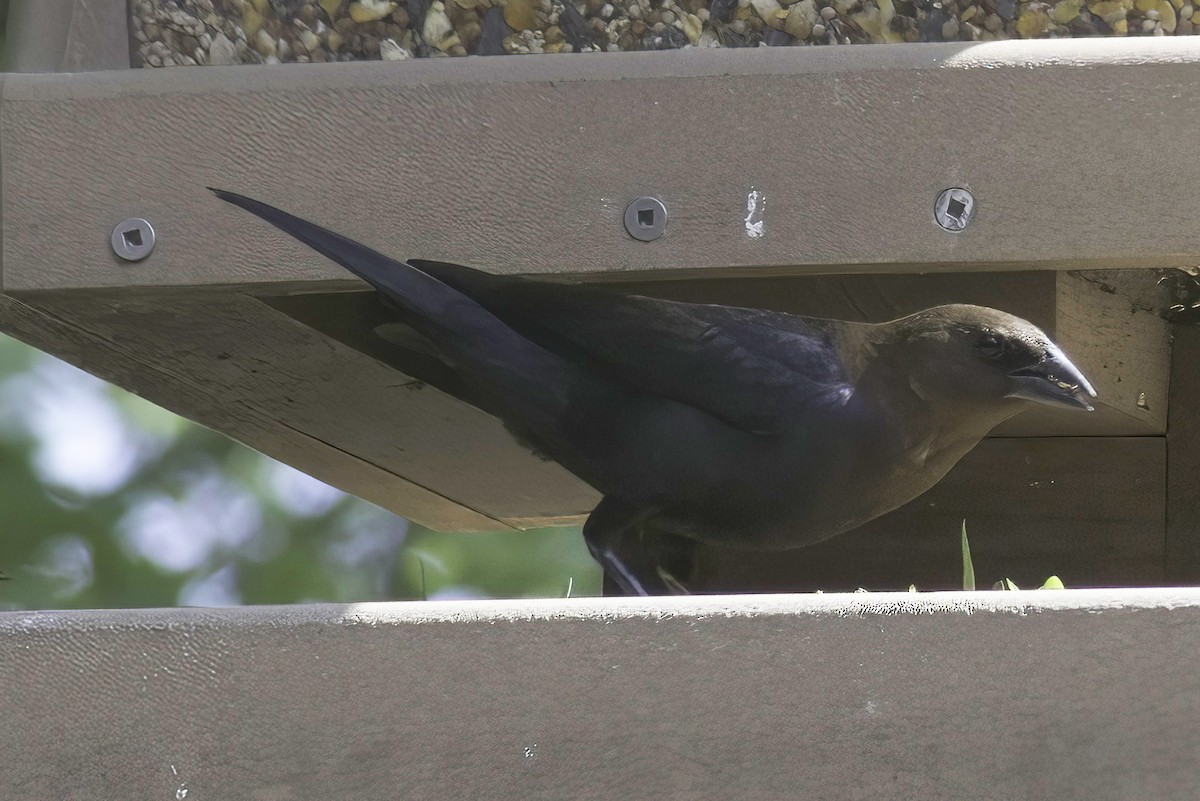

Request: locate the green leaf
(1004, 578), (1019, 591)
(1040, 575), (1065, 590)
(961, 519), (976, 591)
(908, 584), (917, 593)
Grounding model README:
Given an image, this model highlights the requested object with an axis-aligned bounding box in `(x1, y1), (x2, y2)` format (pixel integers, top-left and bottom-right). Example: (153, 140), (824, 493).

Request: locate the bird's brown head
(879, 304), (1097, 413)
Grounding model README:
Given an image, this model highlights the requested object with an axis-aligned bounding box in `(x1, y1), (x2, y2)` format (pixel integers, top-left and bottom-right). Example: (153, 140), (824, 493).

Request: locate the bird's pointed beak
(1006, 343), (1097, 412)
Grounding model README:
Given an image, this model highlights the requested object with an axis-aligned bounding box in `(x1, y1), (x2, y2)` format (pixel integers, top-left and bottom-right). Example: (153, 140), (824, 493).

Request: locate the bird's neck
(853, 352), (1022, 461)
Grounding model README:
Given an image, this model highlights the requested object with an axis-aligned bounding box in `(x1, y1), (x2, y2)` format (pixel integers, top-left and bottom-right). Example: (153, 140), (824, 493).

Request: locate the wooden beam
(4, 591), (1200, 799)
(5, 41), (1200, 293)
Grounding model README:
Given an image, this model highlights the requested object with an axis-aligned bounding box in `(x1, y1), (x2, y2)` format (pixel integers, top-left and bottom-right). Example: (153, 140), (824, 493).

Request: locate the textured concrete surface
(3, 588), (1199, 799)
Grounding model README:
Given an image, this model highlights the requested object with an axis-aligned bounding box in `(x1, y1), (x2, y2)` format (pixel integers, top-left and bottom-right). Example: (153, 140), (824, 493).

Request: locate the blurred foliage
(0, 333), (600, 610)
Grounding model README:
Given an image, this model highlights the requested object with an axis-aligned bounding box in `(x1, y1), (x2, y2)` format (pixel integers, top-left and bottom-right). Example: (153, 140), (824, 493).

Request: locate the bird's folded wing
(409, 260), (854, 434)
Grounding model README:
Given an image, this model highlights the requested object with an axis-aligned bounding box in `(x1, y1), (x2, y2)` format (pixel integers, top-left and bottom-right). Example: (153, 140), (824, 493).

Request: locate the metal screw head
(111, 218), (156, 261)
(623, 197), (668, 242)
(934, 188), (974, 232)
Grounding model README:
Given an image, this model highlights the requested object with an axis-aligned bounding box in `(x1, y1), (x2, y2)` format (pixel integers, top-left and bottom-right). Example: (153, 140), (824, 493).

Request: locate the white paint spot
(744, 189), (765, 239)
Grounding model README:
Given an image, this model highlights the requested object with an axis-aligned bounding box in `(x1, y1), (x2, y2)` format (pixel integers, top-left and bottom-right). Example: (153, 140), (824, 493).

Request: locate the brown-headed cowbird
(212, 190), (1097, 596)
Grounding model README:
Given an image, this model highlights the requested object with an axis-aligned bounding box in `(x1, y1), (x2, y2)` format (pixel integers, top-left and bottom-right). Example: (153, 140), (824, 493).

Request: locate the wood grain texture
(1167, 324), (1200, 584)
(0, 291), (596, 531)
(5, 591), (1200, 800)
(1053, 270), (1171, 436)
(695, 437), (1166, 592)
(5, 41), (1200, 292)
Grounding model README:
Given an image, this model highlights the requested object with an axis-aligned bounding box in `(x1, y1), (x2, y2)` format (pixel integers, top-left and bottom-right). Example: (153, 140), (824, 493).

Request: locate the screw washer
(623, 197), (668, 242)
(934, 188), (974, 232)
(111, 218), (156, 261)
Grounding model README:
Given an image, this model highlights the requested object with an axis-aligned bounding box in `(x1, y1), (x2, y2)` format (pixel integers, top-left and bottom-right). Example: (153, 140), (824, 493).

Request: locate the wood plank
(695, 437), (1166, 592)
(1167, 324), (1200, 584)
(4, 591), (1200, 800)
(0, 292), (582, 531)
(6, 42), (1200, 292)
(1049, 270), (1172, 436)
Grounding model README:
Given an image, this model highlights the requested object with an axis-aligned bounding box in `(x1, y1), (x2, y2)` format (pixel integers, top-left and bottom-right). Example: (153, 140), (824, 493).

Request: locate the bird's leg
(655, 566), (692, 595)
(644, 528), (699, 595)
(584, 498), (674, 597)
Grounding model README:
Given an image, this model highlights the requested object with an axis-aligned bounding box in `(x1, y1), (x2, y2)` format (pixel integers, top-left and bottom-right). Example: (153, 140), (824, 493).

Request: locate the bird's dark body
(213, 190), (1097, 595)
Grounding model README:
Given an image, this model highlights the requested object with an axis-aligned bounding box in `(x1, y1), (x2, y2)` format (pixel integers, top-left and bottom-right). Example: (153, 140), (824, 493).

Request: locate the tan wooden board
(696, 436), (1166, 592)
(4, 590), (1200, 799)
(0, 292), (568, 531)
(5, 41), (1200, 294)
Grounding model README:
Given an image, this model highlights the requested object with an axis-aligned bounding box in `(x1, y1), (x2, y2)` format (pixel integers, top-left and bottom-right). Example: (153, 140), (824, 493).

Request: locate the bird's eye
(978, 331), (1005, 357)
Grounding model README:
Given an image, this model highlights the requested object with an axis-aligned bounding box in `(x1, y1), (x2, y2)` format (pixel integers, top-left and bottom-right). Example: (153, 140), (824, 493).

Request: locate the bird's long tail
(209, 189), (575, 431)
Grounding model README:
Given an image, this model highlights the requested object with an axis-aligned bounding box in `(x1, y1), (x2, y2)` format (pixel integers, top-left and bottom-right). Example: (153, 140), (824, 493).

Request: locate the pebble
(349, 0), (398, 22)
(1088, 0), (1126, 22)
(1138, 0), (1177, 30)
(253, 27), (277, 55)
(504, 0), (537, 30)
(784, 0), (818, 36)
(380, 37), (413, 57)
(423, 1), (457, 44)
(1052, 0), (1081, 21)
(207, 32), (239, 64)
(750, 0), (785, 23)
